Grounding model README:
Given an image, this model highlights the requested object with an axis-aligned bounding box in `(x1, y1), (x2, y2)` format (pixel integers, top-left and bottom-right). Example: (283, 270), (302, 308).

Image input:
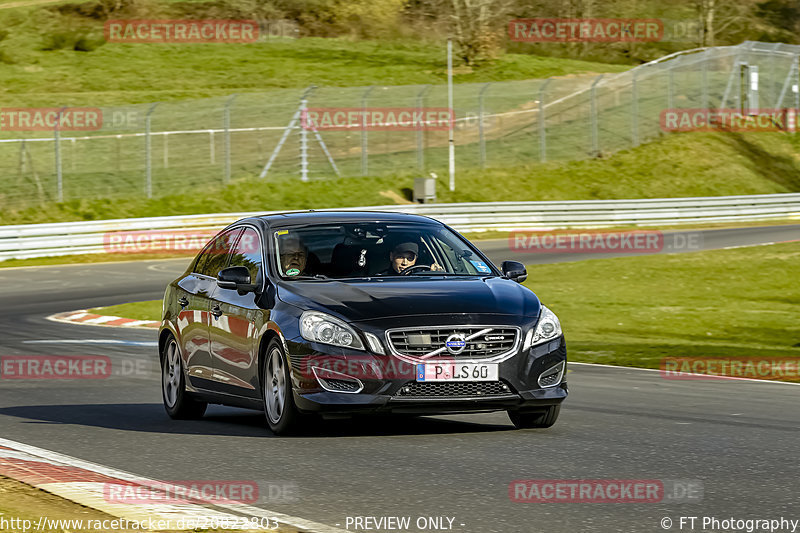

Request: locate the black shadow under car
(159, 211), (567, 434)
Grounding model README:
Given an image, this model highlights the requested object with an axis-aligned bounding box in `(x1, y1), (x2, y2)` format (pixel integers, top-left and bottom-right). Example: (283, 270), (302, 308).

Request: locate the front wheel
(262, 339), (304, 435)
(161, 334), (207, 419)
(508, 405), (560, 429)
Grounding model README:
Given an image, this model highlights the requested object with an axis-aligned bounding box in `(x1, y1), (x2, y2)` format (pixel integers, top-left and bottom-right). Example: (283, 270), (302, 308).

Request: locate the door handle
(211, 305), (223, 318)
(178, 297), (189, 308)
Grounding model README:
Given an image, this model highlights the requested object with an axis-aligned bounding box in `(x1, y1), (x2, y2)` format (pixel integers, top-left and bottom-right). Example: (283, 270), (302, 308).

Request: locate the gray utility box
(413, 177), (436, 203)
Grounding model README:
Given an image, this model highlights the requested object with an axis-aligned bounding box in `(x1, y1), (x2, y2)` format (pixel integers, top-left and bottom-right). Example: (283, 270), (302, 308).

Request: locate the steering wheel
(401, 264), (432, 275)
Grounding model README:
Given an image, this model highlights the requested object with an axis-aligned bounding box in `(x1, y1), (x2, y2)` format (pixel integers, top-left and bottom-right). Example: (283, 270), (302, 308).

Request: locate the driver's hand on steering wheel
(431, 263), (444, 271)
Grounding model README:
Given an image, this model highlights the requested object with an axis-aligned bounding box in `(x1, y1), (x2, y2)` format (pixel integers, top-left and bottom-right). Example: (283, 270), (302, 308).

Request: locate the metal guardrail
(1, 193), (799, 261)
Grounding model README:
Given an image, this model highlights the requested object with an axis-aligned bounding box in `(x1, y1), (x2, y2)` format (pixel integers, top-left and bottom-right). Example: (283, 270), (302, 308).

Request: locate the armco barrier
(1, 193), (799, 261)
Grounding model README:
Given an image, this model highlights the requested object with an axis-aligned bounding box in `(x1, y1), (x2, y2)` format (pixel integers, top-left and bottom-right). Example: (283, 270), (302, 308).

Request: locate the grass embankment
(0, 22), (628, 106)
(526, 242), (800, 369)
(3, 130), (800, 225)
(87, 243), (800, 375)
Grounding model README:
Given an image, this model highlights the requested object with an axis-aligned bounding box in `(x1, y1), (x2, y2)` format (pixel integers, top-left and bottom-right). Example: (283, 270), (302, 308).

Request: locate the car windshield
(273, 223), (496, 279)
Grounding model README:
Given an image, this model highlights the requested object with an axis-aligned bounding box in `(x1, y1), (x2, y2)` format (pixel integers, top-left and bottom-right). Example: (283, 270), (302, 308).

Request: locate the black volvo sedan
(159, 211), (567, 434)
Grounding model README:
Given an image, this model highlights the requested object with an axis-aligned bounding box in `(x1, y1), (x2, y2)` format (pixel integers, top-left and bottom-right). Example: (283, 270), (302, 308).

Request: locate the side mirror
(217, 266), (257, 293)
(501, 260), (527, 283)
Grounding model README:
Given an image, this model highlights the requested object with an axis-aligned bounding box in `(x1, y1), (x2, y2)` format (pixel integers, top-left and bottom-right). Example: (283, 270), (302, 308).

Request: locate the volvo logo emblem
(445, 333), (467, 355)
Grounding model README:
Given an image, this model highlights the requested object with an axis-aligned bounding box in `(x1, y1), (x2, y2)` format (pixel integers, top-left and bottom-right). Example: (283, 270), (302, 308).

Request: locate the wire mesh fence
(1, 41), (798, 212)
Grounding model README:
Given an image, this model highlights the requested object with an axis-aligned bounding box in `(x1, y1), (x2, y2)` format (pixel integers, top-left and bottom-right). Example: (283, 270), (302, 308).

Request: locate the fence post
(795, 56), (800, 130)
(163, 134), (169, 168)
(769, 42), (781, 106)
(145, 103), (159, 199)
(223, 94), (237, 185)
(701, 51), (709, 110)
(209, 131), (215, 164)
(416, 85), (431, 171)
(590, 75), (603, 156)
(478, 82), (490, 168)
(361, 86), (374, 176)
(667, 65), (675, 110)
(776, 54), (799, 110)
(299, 89), (311, 182)
(539, 78), (552, 163)
(54, 107), (66, 202)
(631, 70), (639, 147)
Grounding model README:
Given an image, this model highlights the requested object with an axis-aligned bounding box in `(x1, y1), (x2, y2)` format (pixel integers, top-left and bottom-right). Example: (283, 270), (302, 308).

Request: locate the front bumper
(289, 335), (568, 416)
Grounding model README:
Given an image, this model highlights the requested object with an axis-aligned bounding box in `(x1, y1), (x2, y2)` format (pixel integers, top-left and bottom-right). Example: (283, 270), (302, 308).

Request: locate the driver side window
(194, 228), (241, 278)
(229, 227), (263, 284)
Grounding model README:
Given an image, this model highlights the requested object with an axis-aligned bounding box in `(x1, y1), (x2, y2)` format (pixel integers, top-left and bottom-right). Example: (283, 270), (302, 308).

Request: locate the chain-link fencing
(1, 41), (798, 212)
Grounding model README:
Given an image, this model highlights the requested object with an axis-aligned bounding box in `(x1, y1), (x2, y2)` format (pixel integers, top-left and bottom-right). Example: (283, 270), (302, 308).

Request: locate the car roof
(249, 210), (442, 227)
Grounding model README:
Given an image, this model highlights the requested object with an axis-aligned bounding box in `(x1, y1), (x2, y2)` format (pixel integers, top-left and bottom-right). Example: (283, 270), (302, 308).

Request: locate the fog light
(538, 361), (565, 388)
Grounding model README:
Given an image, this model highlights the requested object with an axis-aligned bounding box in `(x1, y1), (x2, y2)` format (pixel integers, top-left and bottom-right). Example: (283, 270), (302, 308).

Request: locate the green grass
(83, 243), (800, 379)
(0, 27), (628, 106)
(0, 252), (193, 268)
(89, 299), (163, 321)
(3, 130), (799, 225)
(525, 242), (800, 371)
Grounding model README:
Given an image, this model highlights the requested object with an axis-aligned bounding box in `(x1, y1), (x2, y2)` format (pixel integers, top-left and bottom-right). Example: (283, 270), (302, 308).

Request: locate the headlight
(300, 311), (365, 350)
(529, 305), (562, 347)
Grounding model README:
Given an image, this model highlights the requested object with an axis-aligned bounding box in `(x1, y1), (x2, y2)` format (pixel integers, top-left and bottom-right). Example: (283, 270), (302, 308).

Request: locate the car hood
(276, 276), (541, 322)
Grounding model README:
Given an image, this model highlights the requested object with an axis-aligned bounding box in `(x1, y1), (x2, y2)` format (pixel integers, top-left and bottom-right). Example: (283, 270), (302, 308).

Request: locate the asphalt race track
(0, 224), (798, 532)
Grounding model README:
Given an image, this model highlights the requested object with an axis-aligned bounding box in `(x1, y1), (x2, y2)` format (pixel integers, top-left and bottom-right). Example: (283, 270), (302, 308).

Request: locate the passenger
(279, 236), (308, 276)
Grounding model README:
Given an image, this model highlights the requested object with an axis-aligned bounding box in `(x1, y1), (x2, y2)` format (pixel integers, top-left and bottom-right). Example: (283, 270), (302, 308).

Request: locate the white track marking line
(82, 315), (123, 324)
(568, 361), (800, 386)
(0, 437), (347, 533)
(124, 320), (159, 327)
(22, 339), (158, 347)
(61, 312), (90, 320)
(46, 312), (158, 330)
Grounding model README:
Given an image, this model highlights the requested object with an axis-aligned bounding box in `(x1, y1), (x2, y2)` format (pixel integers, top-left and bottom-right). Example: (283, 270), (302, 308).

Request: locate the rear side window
(194, 228), (241, 277)
(229, 227), (263, 284)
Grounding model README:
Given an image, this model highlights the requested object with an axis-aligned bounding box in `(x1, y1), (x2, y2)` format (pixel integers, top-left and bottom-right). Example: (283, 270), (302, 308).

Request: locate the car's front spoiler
(293, 382), (567, 415)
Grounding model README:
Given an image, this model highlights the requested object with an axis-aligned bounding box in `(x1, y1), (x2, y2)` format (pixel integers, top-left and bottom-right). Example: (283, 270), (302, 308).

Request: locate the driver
(379, 242), (442, 275)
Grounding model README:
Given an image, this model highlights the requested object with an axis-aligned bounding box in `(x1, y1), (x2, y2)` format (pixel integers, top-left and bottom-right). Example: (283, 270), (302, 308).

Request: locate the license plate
(415, 363), (498, 382)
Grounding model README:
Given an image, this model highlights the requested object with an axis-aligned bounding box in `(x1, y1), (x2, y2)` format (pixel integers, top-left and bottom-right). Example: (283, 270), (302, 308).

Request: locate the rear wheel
(161, 335), (207, 419)
(262, 339), (304, 435)
(508, 405), (560, 429)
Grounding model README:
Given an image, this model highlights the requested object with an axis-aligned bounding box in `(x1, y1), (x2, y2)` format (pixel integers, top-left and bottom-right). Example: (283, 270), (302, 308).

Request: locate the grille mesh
(394, 380), (513, 398)
(539, 372), (561, 387)
(388, 327), (518, 360)
(319, 378), (361, 393)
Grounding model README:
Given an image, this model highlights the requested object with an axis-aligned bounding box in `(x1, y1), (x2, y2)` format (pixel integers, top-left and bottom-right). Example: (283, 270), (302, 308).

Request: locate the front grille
(387, 327), (519, 361)
(394, 380), (514, 398)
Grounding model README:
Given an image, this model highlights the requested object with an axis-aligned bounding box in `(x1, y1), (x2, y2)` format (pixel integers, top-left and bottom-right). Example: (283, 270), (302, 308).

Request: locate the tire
(161, 334), (207, 419)
(262, 339), (304, 435)
(508, 405), (560, 429)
